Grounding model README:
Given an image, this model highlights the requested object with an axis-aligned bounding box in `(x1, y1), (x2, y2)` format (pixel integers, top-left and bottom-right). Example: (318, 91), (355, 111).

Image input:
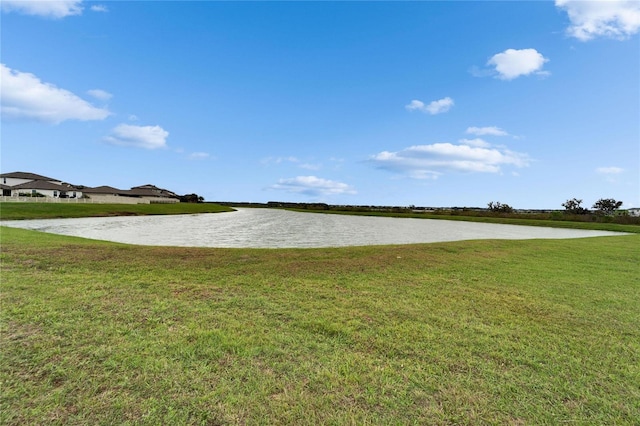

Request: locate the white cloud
(596, 166), (624, 174)
(87, 89), (112, 101)
(104, 124), (169, 150)
(1, 0), (83, 18)
(487, 49), (549, 80)
(459, 138), (491, 148)
(262, 156), (323, 170)
(466, 126), (509, 137)
(1, 63), (110, 123)
(596, 166), (625, 183)
(261, 156), (299, 165)
(556, 0), (640, 41)
(468, 65), (494, 78)
(90, 4), (108, 12)
(370, 142), (530, 178)
(299, 163), (322, 171)
(188, 152), (210, 160)
(405, 97), (454, 115)
(270, 176), (356, 196)
(405, 100), (426, 111)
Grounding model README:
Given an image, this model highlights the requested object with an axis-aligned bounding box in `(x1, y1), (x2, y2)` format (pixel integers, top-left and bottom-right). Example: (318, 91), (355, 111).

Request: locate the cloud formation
(299, 163), (322, 171)
(466, 126), (509, 137)
(104, 124), (169, 150)
(261, 156), (299, 165)
(90, 4), (108, 13)
(596, 166), (624, 174)
(270, 176), (356, 196)
(405, 97), (454, 115)
(459, 138), (491, 148)
(87, 89), (113, 101)
(1, 63), (110, 123)
(261, 156), (322, 170)
(188, 152), (210, 160)
(556, 0), (640, 40)
(1, 0), (83, 18)
(487, 49), (549, 80)
(370, 142), (530, 179)
(596, 166), (625, 183)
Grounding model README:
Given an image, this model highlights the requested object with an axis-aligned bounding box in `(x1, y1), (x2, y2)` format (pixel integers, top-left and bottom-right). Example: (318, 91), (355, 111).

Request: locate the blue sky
(1, 0), (638, 209)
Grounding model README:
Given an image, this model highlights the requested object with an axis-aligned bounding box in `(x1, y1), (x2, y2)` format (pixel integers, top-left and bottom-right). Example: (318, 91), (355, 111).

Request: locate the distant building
(1, 171), (82, 199)
(0, 171), (179, 204)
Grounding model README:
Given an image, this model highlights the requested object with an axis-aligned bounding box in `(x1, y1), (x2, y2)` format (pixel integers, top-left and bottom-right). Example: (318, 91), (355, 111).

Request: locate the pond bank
(1, 208), (627, 248)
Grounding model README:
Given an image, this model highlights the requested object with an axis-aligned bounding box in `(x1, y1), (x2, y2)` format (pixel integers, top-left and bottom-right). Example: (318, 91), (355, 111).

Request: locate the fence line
(0, 196), (94, 203)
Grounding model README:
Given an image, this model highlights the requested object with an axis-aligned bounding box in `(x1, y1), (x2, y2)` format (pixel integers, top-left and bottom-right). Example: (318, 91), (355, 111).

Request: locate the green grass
(0, 202), (233, 221)
(1, 227), (639, 424)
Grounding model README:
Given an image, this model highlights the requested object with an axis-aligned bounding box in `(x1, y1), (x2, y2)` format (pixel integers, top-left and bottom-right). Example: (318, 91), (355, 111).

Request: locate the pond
(0, 208), (625, 248)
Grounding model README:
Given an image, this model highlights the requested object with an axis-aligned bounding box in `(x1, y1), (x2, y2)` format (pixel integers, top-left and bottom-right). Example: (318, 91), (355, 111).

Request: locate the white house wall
(10, 188), (83, 198)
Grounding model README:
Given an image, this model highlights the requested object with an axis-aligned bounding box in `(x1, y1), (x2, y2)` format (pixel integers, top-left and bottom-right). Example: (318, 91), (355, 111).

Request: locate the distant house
(0, 171), (180, 204)
(9, 180), (81, 199)
(2, 171), (63, 187)
(129, 184), (179, 203)
(78, 186), (135, 204)
(628, 208), (640, 217)
(79, 185), (178, 204)
(0, 172), (82, 198)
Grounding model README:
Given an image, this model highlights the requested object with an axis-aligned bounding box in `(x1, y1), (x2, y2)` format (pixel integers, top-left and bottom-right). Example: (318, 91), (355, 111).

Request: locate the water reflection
(1, 208), (623, 248)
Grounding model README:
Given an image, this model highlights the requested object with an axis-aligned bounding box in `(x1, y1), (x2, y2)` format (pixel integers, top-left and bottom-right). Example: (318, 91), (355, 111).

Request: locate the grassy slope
(1, 227), (639, 425)
(0, 202), (233, 220)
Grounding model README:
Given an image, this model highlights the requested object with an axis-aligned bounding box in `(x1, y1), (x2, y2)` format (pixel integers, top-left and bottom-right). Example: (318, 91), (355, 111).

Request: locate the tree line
(486, 198), (625, 216)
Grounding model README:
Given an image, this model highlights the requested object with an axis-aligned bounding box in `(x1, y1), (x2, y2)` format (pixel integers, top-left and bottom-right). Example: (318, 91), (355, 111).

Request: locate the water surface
(1, 208), (625, 248)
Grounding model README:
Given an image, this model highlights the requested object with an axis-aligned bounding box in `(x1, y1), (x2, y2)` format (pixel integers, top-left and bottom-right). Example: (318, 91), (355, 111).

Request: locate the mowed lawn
(1, 227), (639, 425)
(0, 202), (233, 220)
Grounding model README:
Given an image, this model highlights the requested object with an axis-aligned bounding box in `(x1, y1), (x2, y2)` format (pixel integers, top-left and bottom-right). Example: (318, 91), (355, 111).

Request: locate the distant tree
(487, 201), (513, 213)
(592, 198), (622, 215)
(179, 193), (204, 203)
(562, 198), (589, 215)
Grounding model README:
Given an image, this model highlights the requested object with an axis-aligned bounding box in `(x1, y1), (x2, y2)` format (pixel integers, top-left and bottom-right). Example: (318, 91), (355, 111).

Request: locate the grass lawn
(0, 202), (233, 221)
(1, 226), (638, 424)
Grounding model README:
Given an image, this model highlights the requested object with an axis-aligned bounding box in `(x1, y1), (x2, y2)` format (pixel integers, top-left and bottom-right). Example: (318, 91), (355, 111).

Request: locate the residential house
(77, 186), (137, 204)
(2, 172), (63, 187)
(129, 184), (179, 203)
(78, 185), (178, 204)
(9, 180), (81, 199)
(0, 171), (180, 204)
(0, 171), (82, 198)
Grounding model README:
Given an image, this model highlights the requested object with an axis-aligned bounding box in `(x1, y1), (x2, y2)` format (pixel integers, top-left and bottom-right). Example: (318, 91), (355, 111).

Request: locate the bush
(562, 198), (589, 215)
(592, 198), (623, 216)
(487, 201), (513, 213)
(179, 193), (204, 203)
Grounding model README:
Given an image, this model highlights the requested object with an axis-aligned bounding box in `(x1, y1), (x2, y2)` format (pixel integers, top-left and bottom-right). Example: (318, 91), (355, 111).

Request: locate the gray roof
(0, 171), (59, 181)
(81, 186), (129, 195)
(1, 171), (181, 199)
(128, 187), (178, 198)
(130, 184), (178, 198)
(10, 181), (79, 191)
